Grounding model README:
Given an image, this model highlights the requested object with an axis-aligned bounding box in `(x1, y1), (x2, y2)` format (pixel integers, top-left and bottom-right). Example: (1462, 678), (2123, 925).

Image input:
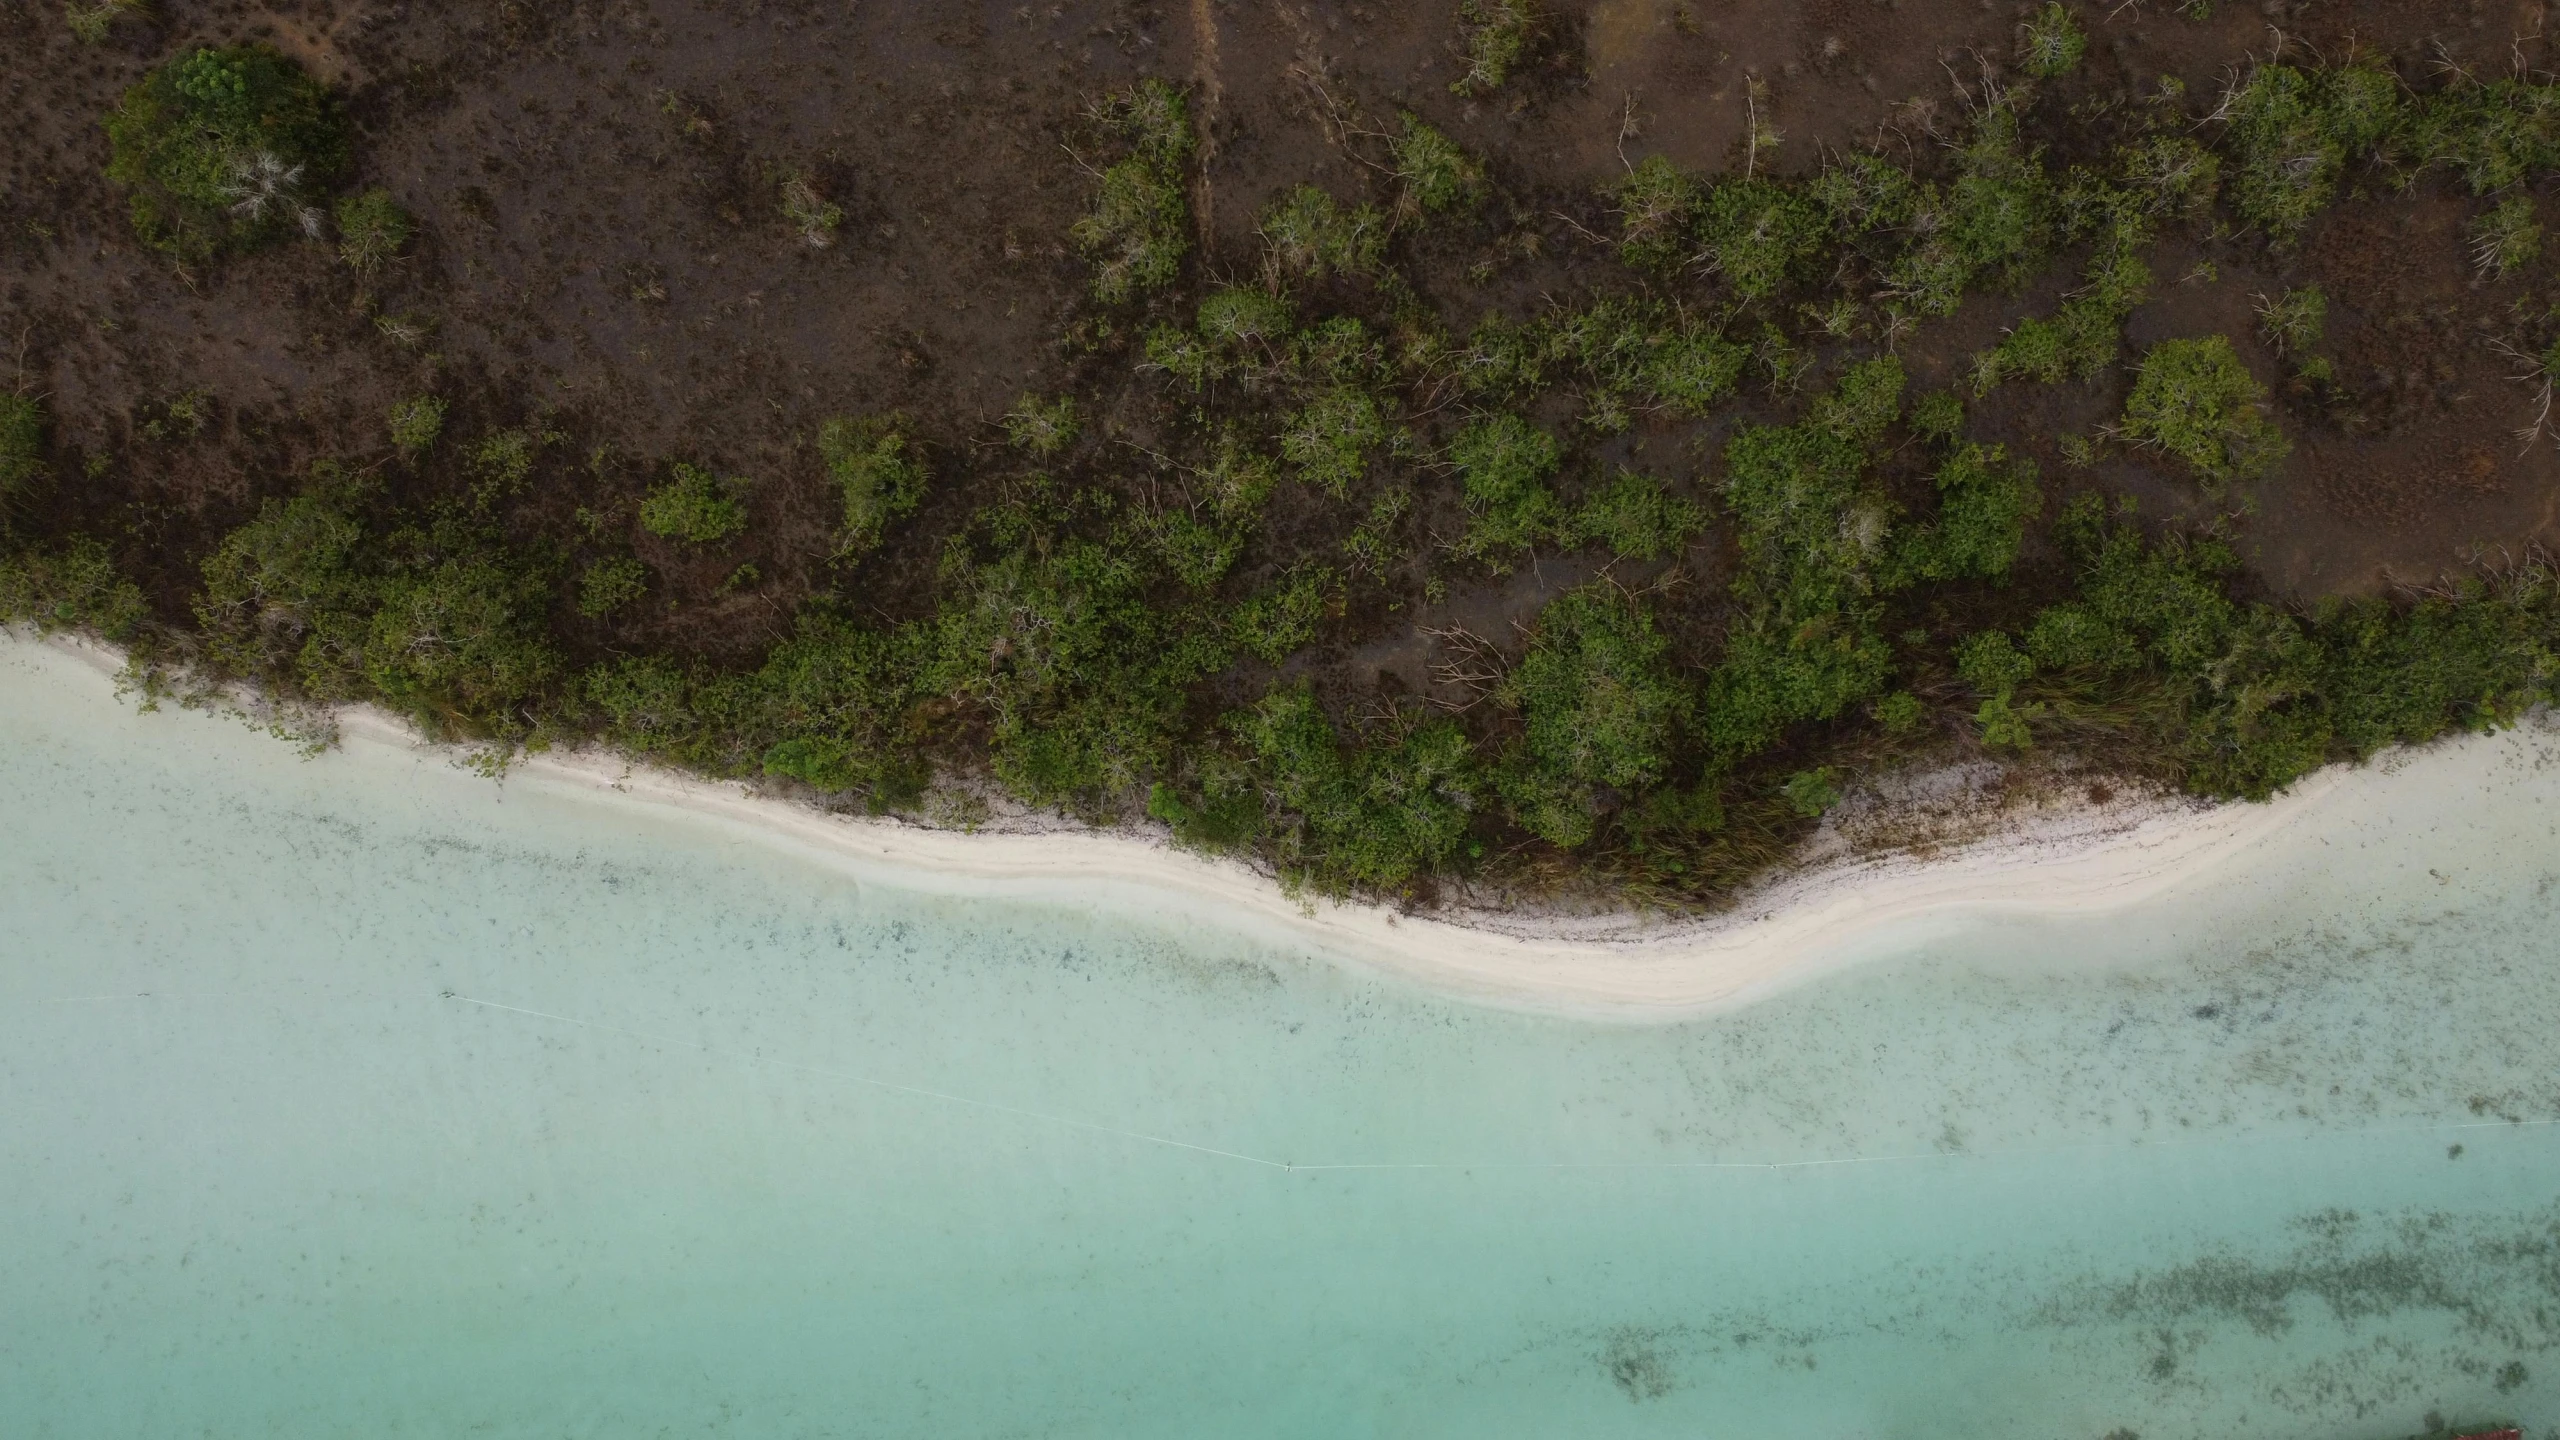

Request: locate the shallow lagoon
(2, 638), (2556, 1438)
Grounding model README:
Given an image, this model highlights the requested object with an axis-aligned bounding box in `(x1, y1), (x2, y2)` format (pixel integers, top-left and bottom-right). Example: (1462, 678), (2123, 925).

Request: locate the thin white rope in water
(442, 991), (2560, 1175)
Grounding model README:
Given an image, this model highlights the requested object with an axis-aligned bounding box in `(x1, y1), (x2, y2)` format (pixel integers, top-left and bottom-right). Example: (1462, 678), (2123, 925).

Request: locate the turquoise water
(3, 640), (2557, 1438)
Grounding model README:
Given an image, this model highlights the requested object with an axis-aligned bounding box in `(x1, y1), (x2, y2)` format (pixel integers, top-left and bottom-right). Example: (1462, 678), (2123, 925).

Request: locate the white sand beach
(20, 630), (2555, 1019)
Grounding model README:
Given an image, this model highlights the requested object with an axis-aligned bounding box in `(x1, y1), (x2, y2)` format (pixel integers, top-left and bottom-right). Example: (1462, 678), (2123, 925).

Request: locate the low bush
(1449, 411), (1562, 565)
(1499, 585), (1687, 847)
(1696, 176), (1828, 299)
(1260, 186), (1388, 278)
(0, 394), (49, 515)
(335, 188), (411, 273)
(1611, 156), (1699, 273)
(0, 537), (148, 639)
(1071, 80), (1194, 303)
(779, 173), (844, 249)
(105, 46), (347, 262)
(1003, 394), (1079, 456)
(2469, 194), (2543, 278)
(387, 395), (444, 461)
(66, 0), (145, 44)
(2217, 62), (2402, 242)
(1571, 469), (1705, 561)
(1233, 566), (1335, 662)
(639, 463), (750, 543)
(1451, 0), (1538, 98)
(2015, 3), (2086, 79)
(576, 556), (650, 618)
(2119, 336), (2289, 490)
(818, 413), (928, 553)
(1221, 684), (1480, 890)
(1279, 387), (1391, 497)
(1392, 113), (1487, 214)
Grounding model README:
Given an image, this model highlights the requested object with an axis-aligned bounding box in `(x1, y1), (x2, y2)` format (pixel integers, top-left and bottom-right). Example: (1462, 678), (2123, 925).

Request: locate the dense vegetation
(14, 21), (2560, 910)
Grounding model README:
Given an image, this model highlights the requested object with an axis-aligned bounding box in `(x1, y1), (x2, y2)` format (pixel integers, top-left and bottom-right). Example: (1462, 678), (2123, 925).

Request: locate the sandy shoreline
(12, 630), (2522, 1019)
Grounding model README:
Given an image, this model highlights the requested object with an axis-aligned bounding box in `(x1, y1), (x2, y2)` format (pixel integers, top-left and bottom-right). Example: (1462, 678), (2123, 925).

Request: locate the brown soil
(4, 0), (2556, 672)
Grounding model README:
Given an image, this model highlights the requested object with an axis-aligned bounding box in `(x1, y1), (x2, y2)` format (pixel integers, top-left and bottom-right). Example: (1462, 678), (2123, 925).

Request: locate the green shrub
(1499, 585), (1687, 847)
(2015, 3), (2086, 79)
(66, 0), (146, 44)
(1895, 442), (2039, 583)
(818, 413), (928, 552)
(1151, 509), (1250, 592)
(1781, 766), (1842, 817)
(1884, 102), (2055, 314)
(1003, 394), (1079, 456)
(2407, 79), (2560, 195)
(1451, 0), (1538, 97)
(1641, 322), (1748, 415)
(105, 46), (347, 262)
(1391, 112), (1487, 213)
(1279, 387), (1390, 497)
(2218, 63), (2402, 241)
(1227, 684), (1479, 890)
(0, 393), (49, 514)
(1612, 155), (1699, 272)
(577, 556), (650, 618)
(1289, 315), (1387, 385)
(2469, 194), (2543, 278)
(1260, 186), (1387, 278)
(2117, 134), (2221, 216)
(2254, 285), (2326, 356)
(1908, 390), (1964, 445)
(640, 463), (750, 543)
(194, 494), (559, 738)
(1872, 690), (1925, 732)
(1197, 286), (1296, 348)
(925, 532), (1226, 812)
(193, 491), (373, 685)
(361, 550), (560, 739)
(1453, 312), (1552, 399)
(1233, 566), (1335, 661)
(387, 395), (444, 461)
(1696, 176), (1828, 299)
(1702, 360), (1908, 759)
(1449, 411), (1562, 565)
(1144, 324), (1227, 392)
(0, 537), (148, 639)
(467, 425), (554, 500)
(1571, 469), (1705, 561)
(1809, 151), (1919, 236)
(335, 188), (411, 273)
(1071, 81), (1194, 303)
(1340, 485), (1412, 578)
(2119, 336), (2290, 489)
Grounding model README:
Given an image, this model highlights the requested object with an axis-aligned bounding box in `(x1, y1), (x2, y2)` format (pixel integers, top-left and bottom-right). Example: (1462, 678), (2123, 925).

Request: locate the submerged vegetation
(18, 13), (2560, 912)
